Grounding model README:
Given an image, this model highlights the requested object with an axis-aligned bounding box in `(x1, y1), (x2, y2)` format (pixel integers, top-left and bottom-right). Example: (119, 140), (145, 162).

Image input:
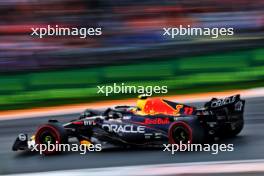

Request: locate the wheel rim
(172, 126), (190, 144)
(39, 131), (57, 144)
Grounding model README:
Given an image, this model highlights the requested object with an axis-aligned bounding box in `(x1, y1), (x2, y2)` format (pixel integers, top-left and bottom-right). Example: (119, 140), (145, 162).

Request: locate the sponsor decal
(144, 133), (153, 139)
(72, 120), (96, 126)
(211, 96), (236, 108)
(154, 133), (162, 139)
(123, 116), (132, 120)
(144, 118), (170, 125)
(84, 120), (96, 126)
(235, 101), (243, 111)
(102, 124), (145, 133)
(18, 133), (27, 141)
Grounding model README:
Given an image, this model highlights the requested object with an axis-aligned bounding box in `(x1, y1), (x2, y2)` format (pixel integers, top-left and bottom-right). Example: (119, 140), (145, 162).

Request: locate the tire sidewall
(169, 117), (204, 144)
(35, 123), (67, 155)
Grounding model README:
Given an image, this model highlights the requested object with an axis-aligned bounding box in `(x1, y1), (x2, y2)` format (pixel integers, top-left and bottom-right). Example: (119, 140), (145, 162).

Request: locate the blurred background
(0, 0), (263, 110)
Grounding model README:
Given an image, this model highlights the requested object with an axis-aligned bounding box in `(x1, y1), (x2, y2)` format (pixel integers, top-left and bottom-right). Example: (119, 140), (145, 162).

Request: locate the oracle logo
(144, 118), (170, 125)
(211, 96), (236, 108)
(102, 124), (145, 134)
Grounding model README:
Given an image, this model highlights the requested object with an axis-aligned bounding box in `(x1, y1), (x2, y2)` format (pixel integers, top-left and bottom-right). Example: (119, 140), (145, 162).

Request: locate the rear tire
(35, 123), (68, 155)
(168, 119), (204, 144)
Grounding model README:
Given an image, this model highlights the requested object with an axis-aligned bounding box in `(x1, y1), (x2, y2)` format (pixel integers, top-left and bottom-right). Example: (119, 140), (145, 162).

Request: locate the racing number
(184, 107), (194, 115)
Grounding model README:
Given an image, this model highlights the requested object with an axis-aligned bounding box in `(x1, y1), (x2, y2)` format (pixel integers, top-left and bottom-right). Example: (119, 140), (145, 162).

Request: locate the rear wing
(204, 94), (245, 112)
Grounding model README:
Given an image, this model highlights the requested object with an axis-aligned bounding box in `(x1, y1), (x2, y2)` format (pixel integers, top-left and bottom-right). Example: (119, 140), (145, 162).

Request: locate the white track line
(5, 159), (264, 176)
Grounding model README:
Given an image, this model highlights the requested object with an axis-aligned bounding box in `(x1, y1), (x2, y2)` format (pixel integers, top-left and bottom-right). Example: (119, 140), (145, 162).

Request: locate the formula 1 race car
(13, 94), (245, 154)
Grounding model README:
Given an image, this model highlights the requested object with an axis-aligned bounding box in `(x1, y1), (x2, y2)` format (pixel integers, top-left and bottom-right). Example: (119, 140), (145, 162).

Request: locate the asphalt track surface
(0, 97), (263, 175)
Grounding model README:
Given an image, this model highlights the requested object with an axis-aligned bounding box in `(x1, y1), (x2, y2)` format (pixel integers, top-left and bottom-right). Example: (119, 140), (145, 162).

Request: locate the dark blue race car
(13, 95), (245, 155)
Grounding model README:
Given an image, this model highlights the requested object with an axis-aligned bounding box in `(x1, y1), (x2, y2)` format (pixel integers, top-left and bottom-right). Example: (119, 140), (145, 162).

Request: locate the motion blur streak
(0, 1), (264, 111)
(0, 0), (263, 71)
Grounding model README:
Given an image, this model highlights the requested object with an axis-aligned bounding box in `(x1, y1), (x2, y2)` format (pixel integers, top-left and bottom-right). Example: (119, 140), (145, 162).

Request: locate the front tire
(35, 123), (68, 155)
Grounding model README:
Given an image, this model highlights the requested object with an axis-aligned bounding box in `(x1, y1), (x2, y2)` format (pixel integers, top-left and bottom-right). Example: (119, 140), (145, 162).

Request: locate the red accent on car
(144, 118), (170, 125)
(184, 107), (194, 115)
(72, 121), (84, 125)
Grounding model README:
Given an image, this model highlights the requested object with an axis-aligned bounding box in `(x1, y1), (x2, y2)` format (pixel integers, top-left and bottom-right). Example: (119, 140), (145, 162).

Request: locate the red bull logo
(144, 118), (170, 125)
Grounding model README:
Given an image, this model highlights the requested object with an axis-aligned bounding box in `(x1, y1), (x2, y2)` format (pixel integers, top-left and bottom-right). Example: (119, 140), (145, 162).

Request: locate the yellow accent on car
(136, 99), (147, 111)
(138, 94), (148, 99)
(80, 140), (92, 147)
